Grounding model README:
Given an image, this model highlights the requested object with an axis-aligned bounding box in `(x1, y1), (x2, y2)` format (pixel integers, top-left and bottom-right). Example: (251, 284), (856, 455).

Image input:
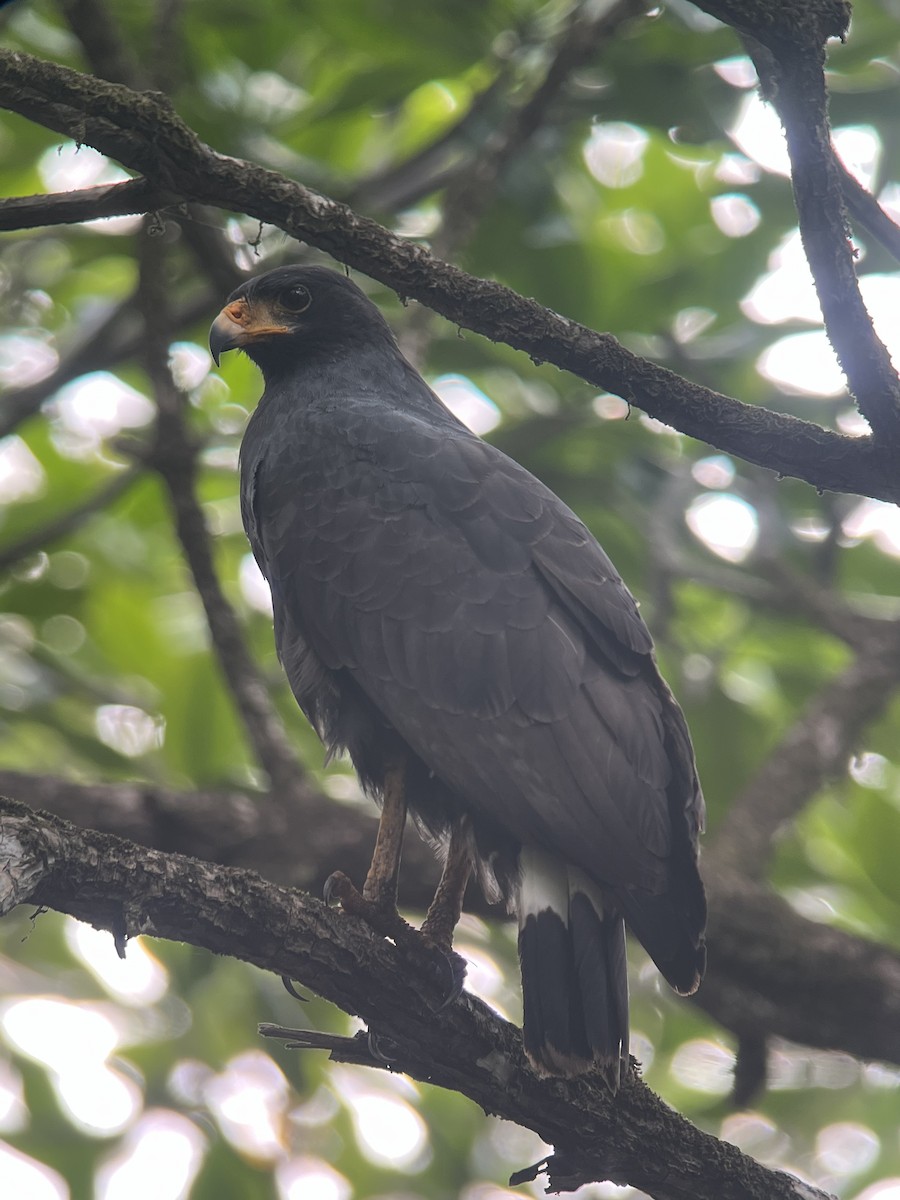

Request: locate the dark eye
(281, 285), (312, 313)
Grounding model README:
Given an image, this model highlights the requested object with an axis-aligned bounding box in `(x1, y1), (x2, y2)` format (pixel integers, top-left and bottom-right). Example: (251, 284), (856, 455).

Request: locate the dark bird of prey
(210, 265), (706, 1086)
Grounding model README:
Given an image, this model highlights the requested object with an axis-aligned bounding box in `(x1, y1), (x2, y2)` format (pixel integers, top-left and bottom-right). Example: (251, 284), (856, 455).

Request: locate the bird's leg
(362, 757), (407, 910)
(325, 764), (467, 1008)
(420, 814), (472, 952)
(418, 816), (471, 1008)
(324, 757), (412, 940)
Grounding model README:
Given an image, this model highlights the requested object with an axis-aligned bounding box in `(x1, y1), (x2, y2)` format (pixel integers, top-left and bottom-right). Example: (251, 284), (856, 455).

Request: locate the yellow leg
(362, 758), (407, 909)
(421, 815), (472, 951)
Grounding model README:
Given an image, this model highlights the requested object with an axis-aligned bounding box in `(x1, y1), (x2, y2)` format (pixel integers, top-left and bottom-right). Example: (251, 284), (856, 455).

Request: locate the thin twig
(0, 289), (213, 440)
(0, 465), (142, 574)
(841, 166), (900, 266)
(708, 624), (900, 879)
(401, 0), (644, 364)
(136, 229), (306, 800)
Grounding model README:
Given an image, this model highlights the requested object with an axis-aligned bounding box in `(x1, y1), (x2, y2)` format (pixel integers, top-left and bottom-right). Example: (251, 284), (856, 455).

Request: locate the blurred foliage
(2, 0), (900, 1198)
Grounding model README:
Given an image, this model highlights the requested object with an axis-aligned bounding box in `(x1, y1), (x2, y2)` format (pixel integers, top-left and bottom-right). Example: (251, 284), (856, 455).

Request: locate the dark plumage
(210, 265), (706, 1085)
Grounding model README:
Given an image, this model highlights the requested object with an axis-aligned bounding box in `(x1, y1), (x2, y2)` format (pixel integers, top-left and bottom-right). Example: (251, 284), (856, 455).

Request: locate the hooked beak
(209, 306), (245, 366)
(208, 297), (291, 366)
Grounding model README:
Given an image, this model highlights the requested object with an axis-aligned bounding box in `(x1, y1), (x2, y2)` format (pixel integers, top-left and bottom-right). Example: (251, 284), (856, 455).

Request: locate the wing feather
(244, 402), (698, 893)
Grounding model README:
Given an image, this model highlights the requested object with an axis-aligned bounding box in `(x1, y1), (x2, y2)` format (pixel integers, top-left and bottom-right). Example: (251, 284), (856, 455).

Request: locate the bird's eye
(281, 285), (312, 313)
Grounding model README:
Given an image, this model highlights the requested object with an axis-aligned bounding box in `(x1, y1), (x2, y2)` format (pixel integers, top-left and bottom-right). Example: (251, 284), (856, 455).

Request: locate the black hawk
(210, 265), (706, 1085)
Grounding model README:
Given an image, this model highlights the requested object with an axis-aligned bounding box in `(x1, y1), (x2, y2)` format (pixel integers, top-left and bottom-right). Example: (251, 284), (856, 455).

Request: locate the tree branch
(0, 795), (837, 1200)
(435, 0), (644, 256)
(0, 50), (897, 502)
(0, 464), (141, 573)
(709, 625), (900, 880)
(7, 765), (900, 1072)
(0, 288), (213, 441)
(738, 23), (900, 443)
(703, 870), (900, 1067)
(841, 161), (900, 267)
(0, 178), (173, 230)
(133, 231), (305, 802)
(0, 768), (439, 898)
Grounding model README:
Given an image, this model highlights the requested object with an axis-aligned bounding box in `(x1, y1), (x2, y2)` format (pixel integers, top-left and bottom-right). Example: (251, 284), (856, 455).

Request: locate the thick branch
(0, 796), (836, 1200)
(7, 767), (900, 1071)
(0, 768), (438, 897)
(703, 870), (900, 1066)
(58, 0), (149, 87)
(0, 51), (897, 502)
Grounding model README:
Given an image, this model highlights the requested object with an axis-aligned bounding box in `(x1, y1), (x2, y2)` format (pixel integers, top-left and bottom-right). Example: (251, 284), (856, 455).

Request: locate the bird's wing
(248, 405), (694, 891)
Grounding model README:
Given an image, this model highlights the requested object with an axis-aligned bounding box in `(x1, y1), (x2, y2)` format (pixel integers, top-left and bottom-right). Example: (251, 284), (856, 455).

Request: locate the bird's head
(209, 265), (394, 375)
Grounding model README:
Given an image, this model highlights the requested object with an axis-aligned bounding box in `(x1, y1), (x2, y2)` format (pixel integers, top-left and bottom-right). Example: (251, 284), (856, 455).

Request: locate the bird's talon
(429, 947), (467, 1012)
(323, 870), (356, 908)
(368, 1029), (400, 1064)
(281, 975), (309, 1002)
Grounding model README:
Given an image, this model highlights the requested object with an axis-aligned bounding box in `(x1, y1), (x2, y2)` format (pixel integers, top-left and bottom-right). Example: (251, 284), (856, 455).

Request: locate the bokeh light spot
(583, 122), (649, 188)
(686, 493), (758, 562)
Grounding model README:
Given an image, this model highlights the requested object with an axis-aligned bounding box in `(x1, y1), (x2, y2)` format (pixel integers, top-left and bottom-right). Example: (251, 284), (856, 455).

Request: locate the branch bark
(7, 766), (900, 1072)
(0, 50), (897, 503)
(0, 796), (837, 1200)
(741, 30), (900, 444)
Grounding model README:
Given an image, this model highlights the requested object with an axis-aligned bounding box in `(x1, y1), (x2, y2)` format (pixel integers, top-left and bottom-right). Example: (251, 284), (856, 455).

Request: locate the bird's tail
(517, 847), (628, 1088)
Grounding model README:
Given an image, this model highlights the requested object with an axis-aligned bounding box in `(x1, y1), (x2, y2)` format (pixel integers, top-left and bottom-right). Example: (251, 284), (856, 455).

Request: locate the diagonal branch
(135, 229), (305, 802)
(0, 288), (213, 441)
(734, 20), (900, 443)
(7, 765), (900, 1070)
(434, 0), (645, 256)
(0, 795), (838, 1200)
(0, 464), (141, 574)
(0, 50), (897, 503)
(709, 624), (900, 880)
(842, 163), (900, 267)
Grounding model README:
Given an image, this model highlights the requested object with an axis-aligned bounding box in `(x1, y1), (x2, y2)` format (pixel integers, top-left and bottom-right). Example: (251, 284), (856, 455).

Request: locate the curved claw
(281, 975), (308, 1002)
(368, 1029), (400, 1064)
(324, 870), (353, 907)
(430, 948), (467, 1013)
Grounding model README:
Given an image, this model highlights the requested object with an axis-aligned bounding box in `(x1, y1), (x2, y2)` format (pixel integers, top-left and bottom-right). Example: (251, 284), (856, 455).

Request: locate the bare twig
(0, 465), (142, 574)
(842, 163), (900, 266)
(401, 0), (643, 363)
(436, 0), (645, 256)
(58, 0), (245, 304)
(738, 26), (900, 442)
(136, 230), (305, 801)
(709, 625), (900, 879)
